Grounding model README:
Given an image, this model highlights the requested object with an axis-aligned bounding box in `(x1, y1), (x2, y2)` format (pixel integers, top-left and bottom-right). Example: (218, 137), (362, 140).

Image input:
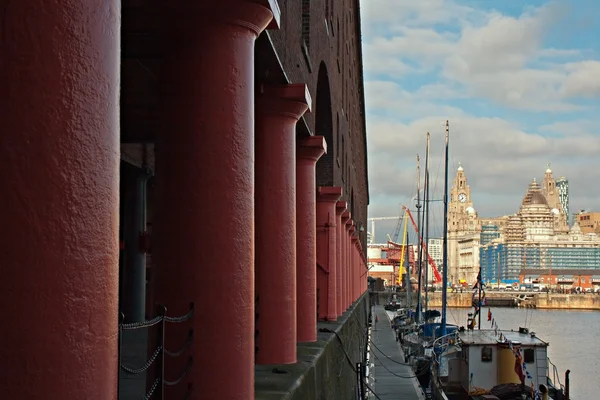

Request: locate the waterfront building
(448, 163), (482, 285)
(428, 238), (443, 271)
(480, 224), (501, 246)
(541, 165), (569, 233)
(2, 1), (369, 398)
(480, 180), (600, 283)
(556, 177), (570, 225)
(577, 211), (600, 235)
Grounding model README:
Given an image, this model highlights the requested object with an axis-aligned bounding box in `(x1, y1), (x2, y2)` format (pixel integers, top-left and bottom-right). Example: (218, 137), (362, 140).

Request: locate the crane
(402, 205), (442, 283)
(367, 216), (400, 244)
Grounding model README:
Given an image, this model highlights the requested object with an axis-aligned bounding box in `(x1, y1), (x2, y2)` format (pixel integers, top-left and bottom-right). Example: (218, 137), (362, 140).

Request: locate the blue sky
(361, 0), (600, 242)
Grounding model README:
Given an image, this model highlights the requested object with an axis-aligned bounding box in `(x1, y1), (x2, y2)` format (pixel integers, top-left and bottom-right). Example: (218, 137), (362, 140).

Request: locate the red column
(350, 225), (357, 303)
(153, 3), (279, 399)
(0, 1), (120, 397)
(345, 216), (353, 307)
(335, 201), (347, 316)
(255, 84), (311, 364)
(341, 211), (351, 311)
(296, 136), (326, 342)
(316, 187), (343, 320)
(354, 238), (360, 300)
(361, 250), (366, 293)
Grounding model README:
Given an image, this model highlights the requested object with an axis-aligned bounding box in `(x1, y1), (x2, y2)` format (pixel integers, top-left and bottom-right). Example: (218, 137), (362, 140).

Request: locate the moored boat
(430, 326), (567, 400)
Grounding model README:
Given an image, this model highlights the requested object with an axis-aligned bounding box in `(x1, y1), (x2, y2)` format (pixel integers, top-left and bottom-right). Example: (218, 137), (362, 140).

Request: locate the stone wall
(371, 291), (600, 311)
(535, 293), (600, 310)
(255, 292), (370, 400)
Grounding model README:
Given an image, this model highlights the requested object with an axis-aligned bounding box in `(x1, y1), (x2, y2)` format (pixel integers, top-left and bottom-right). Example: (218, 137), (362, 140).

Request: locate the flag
(473, 269), (482, 289)
(514, 349), (525, 383)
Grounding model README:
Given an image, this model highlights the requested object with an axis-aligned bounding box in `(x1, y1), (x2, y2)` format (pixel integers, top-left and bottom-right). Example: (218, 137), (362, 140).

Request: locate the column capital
(170, 1), (278, 36)
(345, 217), (353, 230)
(252, 0), (281, 29)
(342, 210), (351, 223)
(336, 201), (347, 215)
(298, 135), (326, 161)
(257, 83), (311, 120)
(317, 186), (343, 203)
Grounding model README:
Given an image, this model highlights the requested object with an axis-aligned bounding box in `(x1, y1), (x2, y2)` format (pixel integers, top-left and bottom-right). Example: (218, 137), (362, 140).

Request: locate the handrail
(547, 357), (564, 390)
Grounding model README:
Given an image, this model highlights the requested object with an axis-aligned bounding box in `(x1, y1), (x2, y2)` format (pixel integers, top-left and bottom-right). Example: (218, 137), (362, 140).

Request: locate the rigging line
(364, 381), (383, 400)
(369, 345), (431, 379)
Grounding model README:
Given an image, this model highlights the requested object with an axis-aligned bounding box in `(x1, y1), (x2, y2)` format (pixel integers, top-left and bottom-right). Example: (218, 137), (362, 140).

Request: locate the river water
(440, 307), (599, 400)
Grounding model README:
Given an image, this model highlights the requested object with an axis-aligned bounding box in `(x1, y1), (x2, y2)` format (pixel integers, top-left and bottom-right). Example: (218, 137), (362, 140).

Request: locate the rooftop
(458, 329), (548, 346)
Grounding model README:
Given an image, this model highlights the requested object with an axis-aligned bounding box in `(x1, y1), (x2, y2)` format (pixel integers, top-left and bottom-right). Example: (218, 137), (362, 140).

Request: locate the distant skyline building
(556, 177), (570, 225)
(446, 163), (589, 286)
(428, 238), (443, 272)
(480, 224), (501, 246)
(479, 179), (600, 283)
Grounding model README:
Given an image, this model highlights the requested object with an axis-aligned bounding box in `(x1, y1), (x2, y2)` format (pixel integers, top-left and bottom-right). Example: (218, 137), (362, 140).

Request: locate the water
(442, 307), (600, 400)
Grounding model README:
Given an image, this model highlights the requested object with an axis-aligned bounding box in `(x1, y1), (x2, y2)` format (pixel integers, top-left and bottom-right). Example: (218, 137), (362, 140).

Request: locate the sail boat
(394, 129), (450, 390)
(422, 122), (571, 400)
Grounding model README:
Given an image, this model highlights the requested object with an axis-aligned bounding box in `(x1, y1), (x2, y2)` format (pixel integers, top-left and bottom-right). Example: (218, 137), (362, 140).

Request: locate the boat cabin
(445, 328), (549, 396)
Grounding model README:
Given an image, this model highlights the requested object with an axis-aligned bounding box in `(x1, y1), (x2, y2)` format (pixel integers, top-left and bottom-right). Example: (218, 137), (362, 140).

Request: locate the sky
(360, 0), (600, 242)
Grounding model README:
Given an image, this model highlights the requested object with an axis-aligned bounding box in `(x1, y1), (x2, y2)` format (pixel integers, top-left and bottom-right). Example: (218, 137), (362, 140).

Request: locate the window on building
(336, 114), (340, 165)
(341, 135), (345, 181)
(481, 346), (492, 362)
(302, 0), (311, 50)
(524, 348), (535, 363)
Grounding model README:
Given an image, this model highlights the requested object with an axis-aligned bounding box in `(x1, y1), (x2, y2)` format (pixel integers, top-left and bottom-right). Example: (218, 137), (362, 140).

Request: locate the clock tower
(447, 162), (481, 285)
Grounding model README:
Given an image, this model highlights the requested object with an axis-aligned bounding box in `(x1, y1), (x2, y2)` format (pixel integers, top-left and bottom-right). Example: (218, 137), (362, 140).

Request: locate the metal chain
(165, 334), (193, 358)
(143, 377), (160, 400)
(164, 357), (193, 386)
(121, 345), (162, 375)
(121, 315), (163, 330)
(165, 308), (193, 323)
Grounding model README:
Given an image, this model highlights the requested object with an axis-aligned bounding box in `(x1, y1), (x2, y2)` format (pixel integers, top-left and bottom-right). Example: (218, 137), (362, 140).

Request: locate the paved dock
(369, 305), (426, 400)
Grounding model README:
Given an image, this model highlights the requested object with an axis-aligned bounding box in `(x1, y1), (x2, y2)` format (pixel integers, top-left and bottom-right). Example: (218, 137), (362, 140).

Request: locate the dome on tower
(457, 161), (464, 171)
(465, 206), (476, 214)
(522, 178), (549, 206)
(530, 191), (548, 205)
(551, 208), (559, 215)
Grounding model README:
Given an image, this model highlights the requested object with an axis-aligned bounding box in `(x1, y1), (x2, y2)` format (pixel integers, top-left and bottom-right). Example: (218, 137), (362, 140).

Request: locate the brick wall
(121, 0), (370, 254)
(267, 0), (369, 251)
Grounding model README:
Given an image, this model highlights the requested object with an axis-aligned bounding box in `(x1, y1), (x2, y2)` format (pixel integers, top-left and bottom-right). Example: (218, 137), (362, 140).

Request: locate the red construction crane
(402, 205), (442, 283)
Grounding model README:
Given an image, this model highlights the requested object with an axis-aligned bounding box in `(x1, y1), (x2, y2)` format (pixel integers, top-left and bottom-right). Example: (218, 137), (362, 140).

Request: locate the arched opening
(315, 62), (334, 187)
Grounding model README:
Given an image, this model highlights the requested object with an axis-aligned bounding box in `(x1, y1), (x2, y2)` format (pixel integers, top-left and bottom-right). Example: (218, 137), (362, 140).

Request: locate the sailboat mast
(441, 121), (450, 336)
(404, 220), (410, 307)
(415, 155), (423, 322)
(424, 132), (431, 316)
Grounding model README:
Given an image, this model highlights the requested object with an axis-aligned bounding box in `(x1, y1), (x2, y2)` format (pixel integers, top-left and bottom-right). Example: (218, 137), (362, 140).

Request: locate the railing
(547, 357), (564, 391)
(118, 303), (194, 399)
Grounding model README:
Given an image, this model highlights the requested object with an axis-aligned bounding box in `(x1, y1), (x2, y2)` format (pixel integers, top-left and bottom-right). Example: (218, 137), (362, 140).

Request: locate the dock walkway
(369, 305), (426, 400)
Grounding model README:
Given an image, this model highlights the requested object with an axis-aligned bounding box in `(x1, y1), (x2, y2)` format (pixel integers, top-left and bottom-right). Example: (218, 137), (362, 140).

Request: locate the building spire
(457, 161), (463, 171)
(546, 162), (552, 173)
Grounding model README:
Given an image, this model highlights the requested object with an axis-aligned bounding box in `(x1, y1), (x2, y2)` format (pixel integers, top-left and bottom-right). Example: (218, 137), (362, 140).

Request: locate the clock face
(458, 193), (467, 203)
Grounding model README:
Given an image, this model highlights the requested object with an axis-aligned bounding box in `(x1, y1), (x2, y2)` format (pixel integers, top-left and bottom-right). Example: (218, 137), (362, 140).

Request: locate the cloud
(361, 0), (600, 111)
(361, 0), (600, 242)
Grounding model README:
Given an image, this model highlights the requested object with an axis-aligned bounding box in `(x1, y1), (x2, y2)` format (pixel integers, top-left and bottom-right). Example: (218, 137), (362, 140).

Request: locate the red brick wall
(121, 1), (370, 252)
(267, 0), (369, 251)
